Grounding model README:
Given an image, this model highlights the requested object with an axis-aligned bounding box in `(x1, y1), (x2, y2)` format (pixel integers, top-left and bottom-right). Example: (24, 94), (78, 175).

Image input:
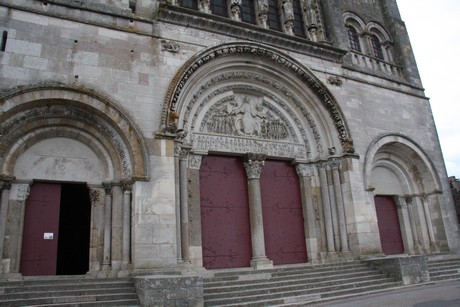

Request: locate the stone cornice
(157, 3), (347, 63)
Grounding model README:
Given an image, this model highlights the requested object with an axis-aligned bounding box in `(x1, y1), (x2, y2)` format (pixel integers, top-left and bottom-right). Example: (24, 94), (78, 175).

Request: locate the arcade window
(292, 0), (306, 37)
(241, 0), (257, 24)
(267, 0), (282, 31)
(211, 0), (229, 17)
(180, 0), (198, 10)
(371, 34), (384, 60)
(347, 26), (361, 52)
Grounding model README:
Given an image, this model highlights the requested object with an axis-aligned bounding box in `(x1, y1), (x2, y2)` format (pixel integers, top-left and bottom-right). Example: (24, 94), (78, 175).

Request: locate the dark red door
(200, 155), (252, 269)
(20, 183), (61, 275)
(260, 160), (307, 265)
(375, 196), (404, 255)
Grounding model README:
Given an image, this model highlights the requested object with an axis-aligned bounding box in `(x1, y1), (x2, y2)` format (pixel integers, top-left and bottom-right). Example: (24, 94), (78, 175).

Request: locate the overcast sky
(396, 0), (460, 177)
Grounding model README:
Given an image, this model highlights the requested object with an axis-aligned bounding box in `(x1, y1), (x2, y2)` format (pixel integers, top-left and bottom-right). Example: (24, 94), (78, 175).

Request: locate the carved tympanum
(203, 95), (290, 141)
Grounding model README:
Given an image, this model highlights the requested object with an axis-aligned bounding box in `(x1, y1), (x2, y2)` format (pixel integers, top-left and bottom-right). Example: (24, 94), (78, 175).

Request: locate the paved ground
(308, 280), (460, 307)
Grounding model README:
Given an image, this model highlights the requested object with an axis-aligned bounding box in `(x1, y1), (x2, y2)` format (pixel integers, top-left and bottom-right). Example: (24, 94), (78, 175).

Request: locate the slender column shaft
(331, 162), (349, 252)
(318, 163), (335, 252)
(179, 148), (191, 262)
(174, 143), (182, 263)
(244, 153), (272, 268)
(406, 198), (420, 249)
(296, 164), (318, 262)
(421, 197), (436, 245)
(121, 181), (132, 267)
(102, 182), (113, 270)
(0, 181), (12, 273)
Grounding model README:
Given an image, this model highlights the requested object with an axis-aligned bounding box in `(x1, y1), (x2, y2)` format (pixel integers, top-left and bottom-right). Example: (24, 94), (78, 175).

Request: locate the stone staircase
(203, 261), (402, 306)
(0, 276), (140, 306)
(428, 255), (460, 282)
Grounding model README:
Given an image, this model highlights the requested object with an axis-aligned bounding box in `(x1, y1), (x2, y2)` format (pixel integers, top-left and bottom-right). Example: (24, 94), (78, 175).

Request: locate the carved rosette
(243, 153), (266, 179)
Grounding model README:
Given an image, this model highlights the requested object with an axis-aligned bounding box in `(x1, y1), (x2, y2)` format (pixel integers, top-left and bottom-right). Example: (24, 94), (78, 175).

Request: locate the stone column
(295, 163), (319, 263)
(421, 196), (438, 252)
(406, 197), (422, 254)
(243, 153), (272, 269)
(317, 163), (335, 254)
(102, 182), (113, 271)
(121, 180), (133, 270)
(179, 146), (191, 263)
(330, 160), (350, 254)
(174, 142), (182, 263)
(396, 197), (414, 254)
(188, 154), (204, 266)
(0, 179), (12, 274)
(9, 183), (30, 273)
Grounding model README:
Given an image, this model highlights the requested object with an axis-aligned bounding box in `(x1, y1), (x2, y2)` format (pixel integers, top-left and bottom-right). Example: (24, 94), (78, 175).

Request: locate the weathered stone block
(365, 255), (430, 285)
(135, 275), (204, 307)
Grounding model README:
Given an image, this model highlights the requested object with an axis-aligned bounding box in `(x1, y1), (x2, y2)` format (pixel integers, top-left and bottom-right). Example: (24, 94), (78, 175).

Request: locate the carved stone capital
(189, 154), (203, 170)
(295, 164), (314, 177)
(243, 153), (266, 179)
(89, 188), (102, 204)
(102, 181), (113, 194)
(329, 159), (341, 170)
(405, 197), (413, 206)
(179, 146), (191, 161)
(16, 184), (31, 201)
(121, 180), (133, 192)
(395, 197), (407, 209)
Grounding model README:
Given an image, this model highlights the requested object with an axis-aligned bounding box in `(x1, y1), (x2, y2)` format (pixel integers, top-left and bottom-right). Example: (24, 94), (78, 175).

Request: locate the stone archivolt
(162, 42), (354, 159)
(0, 84), (150, 181)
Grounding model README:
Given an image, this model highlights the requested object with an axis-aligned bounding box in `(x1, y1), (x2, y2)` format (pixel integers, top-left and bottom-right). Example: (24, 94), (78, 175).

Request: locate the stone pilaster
(0, 178), (13, 274)
(330, 160), (351, 256)
(188, 153), (204, 266)
(295, 163), (319, 263)
(102, 182), (113, 271)
(243, 153), (272, 269)
(121, 179), (133, 271)
(179, 146), (191, 263)
(317, 163), (336, 255)
(406, 197), (422, 254)
(396, 197), (414, 254)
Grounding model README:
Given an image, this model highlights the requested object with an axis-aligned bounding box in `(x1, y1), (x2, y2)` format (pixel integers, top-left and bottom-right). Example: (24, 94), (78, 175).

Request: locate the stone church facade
(0, 0), (459, 287)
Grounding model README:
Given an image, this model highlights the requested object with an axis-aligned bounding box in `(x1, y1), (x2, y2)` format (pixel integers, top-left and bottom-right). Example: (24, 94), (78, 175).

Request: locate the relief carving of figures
(304, 0), (318, 25)
(283, 0), (294, 21)
(230, 0), (242, 21)
(257, 0), (269, 27)
(204, 95), (290, 141)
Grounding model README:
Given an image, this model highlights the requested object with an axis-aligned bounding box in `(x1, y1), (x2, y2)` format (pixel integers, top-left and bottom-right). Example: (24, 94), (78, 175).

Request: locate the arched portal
(365, 134), (443, 255)
(0, 84), (149, 276)
(163, 42), (355, 268)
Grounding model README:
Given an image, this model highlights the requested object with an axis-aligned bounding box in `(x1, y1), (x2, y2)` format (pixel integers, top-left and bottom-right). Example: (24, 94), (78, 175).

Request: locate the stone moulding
(157, 3), (346, 62)
(0, 83), (150, 181)
(161, 41), (353, 151)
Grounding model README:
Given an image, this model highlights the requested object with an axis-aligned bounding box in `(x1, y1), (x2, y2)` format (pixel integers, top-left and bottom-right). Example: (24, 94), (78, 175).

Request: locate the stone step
(0, 277), (140, 307)
(0, 293), (139, 307)
(205, 270), (386, 293)
(205, 264), (371, 283)
(204, 280), (401, 306)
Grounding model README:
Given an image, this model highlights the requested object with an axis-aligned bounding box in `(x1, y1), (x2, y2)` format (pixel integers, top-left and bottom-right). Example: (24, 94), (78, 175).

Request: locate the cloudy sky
(396, 0), (460, 177)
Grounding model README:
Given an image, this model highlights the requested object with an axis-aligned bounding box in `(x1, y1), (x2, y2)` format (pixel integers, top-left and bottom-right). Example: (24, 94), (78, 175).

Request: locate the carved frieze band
(193, 133), (307, 159)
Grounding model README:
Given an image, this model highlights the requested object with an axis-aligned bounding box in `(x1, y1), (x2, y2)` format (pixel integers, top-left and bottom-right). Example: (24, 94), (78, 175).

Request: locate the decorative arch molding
(0, 83), (150, 181)
(364, 133), (441, 195)
(160, 41), (354, 158)
(343, 12), (366, 33)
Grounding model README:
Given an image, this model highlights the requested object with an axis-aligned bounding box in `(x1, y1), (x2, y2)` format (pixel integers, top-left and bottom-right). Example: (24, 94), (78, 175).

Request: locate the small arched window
(346, 26), (361, 52)
(370, 35), (384, 60)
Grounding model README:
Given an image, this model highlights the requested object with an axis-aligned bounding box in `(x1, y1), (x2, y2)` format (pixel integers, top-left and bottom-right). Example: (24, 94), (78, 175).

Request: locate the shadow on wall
(449, 176), (460, 224)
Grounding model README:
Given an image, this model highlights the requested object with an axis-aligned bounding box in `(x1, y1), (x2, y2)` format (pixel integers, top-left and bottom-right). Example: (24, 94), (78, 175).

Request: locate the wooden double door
(20, 182), (91, 276)
(200, 155), (307, 269)
(374, 195), (404, 255)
